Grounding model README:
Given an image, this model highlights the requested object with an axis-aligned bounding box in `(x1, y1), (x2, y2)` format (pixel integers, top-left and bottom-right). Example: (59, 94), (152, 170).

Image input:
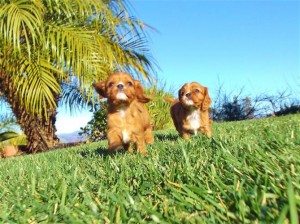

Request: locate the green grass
(0, 114), (299, 223)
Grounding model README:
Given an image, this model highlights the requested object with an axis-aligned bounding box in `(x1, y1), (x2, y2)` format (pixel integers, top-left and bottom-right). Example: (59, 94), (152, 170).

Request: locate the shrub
(79, 101), (107, 142)
(145, 86), (174, 130)
(211, 83), (298, 121)
(275, 104), (300, 116)
(212, 96), (255, 122)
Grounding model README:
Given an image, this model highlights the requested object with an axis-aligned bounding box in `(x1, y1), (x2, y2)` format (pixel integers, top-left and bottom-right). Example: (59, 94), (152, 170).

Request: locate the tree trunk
(0, 75), (59, 152)
(13, 107), (59, 152)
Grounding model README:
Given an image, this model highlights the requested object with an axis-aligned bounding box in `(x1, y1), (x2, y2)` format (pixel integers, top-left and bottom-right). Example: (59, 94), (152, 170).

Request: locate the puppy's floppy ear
(178, 87), (183, 99)
(201, 87), (211, 111)
(93, 81), (107, 98)
(134, 80), (152, 103)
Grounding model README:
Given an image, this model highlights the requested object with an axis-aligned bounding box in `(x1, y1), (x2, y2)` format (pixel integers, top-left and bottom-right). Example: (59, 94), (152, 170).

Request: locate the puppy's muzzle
(117, 83), (124, 91)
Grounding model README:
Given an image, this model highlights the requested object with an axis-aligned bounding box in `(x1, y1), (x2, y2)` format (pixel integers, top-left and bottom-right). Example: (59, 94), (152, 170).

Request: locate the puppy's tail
(163, 97), (175, 104)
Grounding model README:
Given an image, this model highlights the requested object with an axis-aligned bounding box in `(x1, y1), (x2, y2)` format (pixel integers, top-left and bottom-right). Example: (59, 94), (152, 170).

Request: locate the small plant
(0, 113), (25, 151)
(0, 131), (19, 142)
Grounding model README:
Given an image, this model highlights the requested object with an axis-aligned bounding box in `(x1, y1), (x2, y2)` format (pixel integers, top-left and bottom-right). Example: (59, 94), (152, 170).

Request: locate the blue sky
(2, 0), (298, 134)
(131, 0), (299, 93)
(55, 0), (299, 133)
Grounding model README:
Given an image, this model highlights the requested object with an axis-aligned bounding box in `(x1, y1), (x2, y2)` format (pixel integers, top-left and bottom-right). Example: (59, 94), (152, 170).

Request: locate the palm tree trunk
(0, 75), (59, 152)
(13, 107), (59, 152)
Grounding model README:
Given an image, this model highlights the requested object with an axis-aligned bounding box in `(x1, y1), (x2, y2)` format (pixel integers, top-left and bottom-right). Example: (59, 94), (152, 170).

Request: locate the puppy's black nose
(117, 84), (124, 89)
(185, 93), (191, 98)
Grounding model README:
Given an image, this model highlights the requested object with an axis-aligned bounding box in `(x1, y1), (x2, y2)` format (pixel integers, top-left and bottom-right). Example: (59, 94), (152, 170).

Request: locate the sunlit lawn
(0, 114), (299, 223)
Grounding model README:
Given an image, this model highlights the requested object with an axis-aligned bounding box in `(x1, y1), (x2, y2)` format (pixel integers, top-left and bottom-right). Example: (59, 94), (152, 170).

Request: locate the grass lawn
(0, 114), (299, 223)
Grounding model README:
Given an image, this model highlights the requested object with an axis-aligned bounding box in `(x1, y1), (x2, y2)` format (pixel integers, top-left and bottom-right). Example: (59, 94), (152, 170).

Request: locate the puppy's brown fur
(93, 72), (153, 156)
(167, 82), (212, 139)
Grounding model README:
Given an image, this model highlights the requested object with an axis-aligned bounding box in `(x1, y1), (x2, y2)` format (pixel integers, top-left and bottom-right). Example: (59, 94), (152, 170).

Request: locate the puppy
(93, 72), (154, 156)
(167, 82), (212, 139)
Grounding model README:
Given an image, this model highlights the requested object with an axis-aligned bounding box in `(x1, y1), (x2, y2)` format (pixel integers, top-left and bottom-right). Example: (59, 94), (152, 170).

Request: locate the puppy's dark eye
(109, 82), (114, 87)
(127, 81), (133, 86)
(195, 89), (200, 93)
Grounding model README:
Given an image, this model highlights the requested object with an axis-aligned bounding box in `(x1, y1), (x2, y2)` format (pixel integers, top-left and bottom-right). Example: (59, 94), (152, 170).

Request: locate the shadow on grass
(80, 146), (127, 158)
(155, 133), (179, 141)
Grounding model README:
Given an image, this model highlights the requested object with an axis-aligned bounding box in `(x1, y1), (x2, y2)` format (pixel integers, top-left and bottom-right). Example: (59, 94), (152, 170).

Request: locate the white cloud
(56, 110), (93, 134)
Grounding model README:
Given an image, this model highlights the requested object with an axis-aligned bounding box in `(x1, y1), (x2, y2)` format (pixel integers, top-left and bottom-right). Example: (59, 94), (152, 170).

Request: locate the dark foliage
(212, 95), (255, 122)
(211, 83), (298, 122)
(275, 104), (300, 116)
(79, 101), (108, 142)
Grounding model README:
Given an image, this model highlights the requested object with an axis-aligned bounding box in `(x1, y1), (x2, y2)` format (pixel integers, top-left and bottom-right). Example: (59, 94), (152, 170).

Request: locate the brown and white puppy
(168, 82), (212, 139)
(93, 72), (154, 156)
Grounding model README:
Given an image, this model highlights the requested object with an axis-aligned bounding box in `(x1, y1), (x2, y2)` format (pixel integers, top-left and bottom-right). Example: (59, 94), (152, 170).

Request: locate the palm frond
(59, 81), (93, 114)
(1, 0), (158, 117)
(103, 10), (158, 81)
(13, 56), (62, 115)
(0, 0), (44, 57)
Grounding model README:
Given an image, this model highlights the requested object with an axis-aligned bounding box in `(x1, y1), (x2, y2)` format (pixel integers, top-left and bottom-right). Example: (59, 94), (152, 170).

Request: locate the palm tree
(0, 0), (156, 152)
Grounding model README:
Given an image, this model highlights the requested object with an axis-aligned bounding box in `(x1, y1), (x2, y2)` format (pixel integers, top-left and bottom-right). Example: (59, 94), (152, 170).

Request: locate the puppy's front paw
(181, 132), (190, 140)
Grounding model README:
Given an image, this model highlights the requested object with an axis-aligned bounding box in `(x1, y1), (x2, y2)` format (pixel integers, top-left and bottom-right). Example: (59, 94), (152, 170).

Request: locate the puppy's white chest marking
(116, 108), (131, 143)
(118, 108), (126, 118)
(122, 129), (130, 143)
(187, 110), (201, 134)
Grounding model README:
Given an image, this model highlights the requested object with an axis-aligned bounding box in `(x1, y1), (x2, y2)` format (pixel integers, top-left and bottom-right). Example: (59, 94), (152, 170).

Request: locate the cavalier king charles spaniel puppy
(93, 72), (154, 156)
(167, 82), (212, 139)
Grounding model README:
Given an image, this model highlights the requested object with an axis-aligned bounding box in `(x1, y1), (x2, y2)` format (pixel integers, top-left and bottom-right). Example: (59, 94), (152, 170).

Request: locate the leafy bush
(211, 83), (299, 121)
(275, 104), (300, 116)
(79, 101), (108, 142)
(212, 96), (255, 122)
(145, 86), (174, 130)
